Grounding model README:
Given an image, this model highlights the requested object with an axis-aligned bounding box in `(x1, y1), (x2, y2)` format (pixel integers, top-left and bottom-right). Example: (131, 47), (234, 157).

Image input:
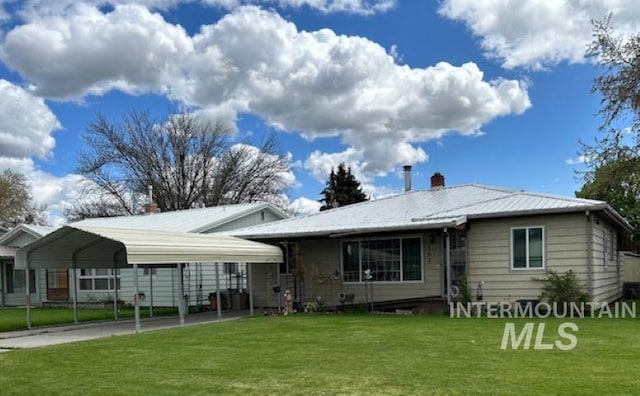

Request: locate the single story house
(0, 203), (287, 308)
(0, 224), (55, 306)
(230, 171), (632, 309)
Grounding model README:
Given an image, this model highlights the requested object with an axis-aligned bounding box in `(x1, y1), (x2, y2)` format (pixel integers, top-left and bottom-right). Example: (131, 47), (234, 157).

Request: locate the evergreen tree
(319, 163), (367, 211)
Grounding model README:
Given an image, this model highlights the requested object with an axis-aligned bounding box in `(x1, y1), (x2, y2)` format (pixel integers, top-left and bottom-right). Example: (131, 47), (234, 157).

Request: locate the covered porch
(15, 226), (282, 332)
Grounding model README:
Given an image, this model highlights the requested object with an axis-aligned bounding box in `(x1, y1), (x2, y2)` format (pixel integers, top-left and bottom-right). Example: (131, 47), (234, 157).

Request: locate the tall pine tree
(319, 163), (368, 211)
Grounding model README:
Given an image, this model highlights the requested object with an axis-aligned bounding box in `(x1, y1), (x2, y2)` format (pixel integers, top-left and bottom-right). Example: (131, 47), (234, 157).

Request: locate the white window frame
(604, 228), (615, 268)
(78, 268), (121, 291)
(341, 235), (424, 284)
(510, 226), (545, 270)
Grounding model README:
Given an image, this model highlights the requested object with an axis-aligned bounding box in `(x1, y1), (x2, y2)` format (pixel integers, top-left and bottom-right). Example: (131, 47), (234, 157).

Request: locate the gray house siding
(466, 213), (621, 304)
(590, 216), (623, 302)
(249, 212), (624, 308)
(1, 232), (43, 306)
(207, 210), (282, 234)
(251, 232), (443, 308)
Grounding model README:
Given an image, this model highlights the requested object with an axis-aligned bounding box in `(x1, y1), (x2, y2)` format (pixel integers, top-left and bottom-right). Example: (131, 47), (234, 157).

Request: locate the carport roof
(15, 225), (283, 270)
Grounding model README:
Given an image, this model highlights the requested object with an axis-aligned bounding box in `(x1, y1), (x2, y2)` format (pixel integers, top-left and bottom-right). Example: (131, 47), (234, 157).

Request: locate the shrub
(458, 275), (473, 304)
(537, 270), (589, 304)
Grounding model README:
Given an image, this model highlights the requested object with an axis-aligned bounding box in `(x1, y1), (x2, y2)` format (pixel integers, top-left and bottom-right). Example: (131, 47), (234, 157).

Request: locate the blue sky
(0, 0), (639, 225)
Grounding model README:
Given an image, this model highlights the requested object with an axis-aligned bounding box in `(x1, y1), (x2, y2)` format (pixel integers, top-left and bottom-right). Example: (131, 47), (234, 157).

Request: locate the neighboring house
(0, 225), (55, 306)
(231, 172), (631, 309)
(0, 203), (288, 307)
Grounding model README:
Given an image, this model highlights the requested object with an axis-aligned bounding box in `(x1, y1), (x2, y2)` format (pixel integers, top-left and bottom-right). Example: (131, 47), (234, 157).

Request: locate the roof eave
(462, 204), (632, 231)
(234, 220), (458, 240)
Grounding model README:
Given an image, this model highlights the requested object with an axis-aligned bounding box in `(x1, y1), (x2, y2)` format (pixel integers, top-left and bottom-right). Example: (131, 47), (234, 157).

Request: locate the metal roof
(230, 184), (630, 239)
(70, 202), (287, 233)
(0, 224), (56, 246)
(16, 225), (283, 270)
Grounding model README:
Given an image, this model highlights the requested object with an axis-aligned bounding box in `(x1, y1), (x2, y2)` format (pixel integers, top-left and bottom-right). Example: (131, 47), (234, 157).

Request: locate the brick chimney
(144, 184), (161, 214)
(430, 172), (445, 190)
(403, 165), (412, 192)
(144, 202), (160, 214)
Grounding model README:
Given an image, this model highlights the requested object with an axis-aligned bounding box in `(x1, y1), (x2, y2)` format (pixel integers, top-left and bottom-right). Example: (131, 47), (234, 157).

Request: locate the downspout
(586, 211), (593, 301)
(445, 228), (452, 305)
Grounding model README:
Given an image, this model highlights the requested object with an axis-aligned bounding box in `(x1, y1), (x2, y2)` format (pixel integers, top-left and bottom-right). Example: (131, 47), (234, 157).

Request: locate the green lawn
(1, 314), (639, 395)
(0, 307), (177, 332)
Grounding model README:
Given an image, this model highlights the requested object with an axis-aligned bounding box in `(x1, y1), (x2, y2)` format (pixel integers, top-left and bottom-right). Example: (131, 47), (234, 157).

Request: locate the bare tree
(63, 194), (136, 222)
(577, 15), (640, 240)
(76, 110), (291, 217)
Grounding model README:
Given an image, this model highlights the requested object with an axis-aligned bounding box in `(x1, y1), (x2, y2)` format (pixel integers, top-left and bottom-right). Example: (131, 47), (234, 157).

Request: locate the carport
(15, 226), (282, 332)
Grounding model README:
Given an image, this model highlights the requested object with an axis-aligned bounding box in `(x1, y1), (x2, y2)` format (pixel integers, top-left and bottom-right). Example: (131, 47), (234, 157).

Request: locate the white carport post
(133, 263), (141, 333)
(215, 263), (222, 320)
(149, 267), (154, 318)
(248, 263), (254, 316)
(71, 260), (79, 324)
(113, 251), (120, 320)
(177, 263), (185, 326)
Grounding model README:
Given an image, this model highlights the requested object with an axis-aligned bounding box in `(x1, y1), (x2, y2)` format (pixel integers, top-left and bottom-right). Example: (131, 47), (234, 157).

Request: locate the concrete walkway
(0, 310), (248, 352)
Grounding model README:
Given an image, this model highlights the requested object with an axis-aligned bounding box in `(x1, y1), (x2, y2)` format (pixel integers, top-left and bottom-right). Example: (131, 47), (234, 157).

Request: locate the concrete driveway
(0, 310), (247, 352)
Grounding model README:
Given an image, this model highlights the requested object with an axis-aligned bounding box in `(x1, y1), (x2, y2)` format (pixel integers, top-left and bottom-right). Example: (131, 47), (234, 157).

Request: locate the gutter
(235, 220), (459, 240)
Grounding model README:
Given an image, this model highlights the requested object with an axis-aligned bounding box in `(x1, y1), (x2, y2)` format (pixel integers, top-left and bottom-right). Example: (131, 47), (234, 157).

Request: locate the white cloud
(565, 154), (591, 165)
(288, 196), (321, 216)
(304, 148), (367, 182)
(2, 3), (193, 98)
(8, 0), (395, 19)
(0, 79), (60, 158)
(439, 0), (640, 69)
(2, 4), (530, 180)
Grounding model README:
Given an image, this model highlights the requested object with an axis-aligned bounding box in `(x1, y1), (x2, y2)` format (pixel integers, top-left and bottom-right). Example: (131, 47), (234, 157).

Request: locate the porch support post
(445, 228), (452, 306)
(25, 258), (31, 329)
(215, 263), (222, 320)
(177, 263), (185, 326)
(133, 263), (141, 333)
(248, 263), (254, 316)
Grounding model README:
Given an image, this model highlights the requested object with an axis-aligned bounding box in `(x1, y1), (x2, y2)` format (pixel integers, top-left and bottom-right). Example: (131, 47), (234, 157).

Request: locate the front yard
(0, 313), (639, 395)
(0, 307), (177, 332)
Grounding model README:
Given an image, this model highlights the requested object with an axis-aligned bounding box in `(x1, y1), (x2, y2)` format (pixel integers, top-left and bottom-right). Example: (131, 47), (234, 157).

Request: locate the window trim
(510, 226), (545, 270)
(143, 267), (158, 278)
(77, 268), (121, 291)
(341, 235), (424, 284)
